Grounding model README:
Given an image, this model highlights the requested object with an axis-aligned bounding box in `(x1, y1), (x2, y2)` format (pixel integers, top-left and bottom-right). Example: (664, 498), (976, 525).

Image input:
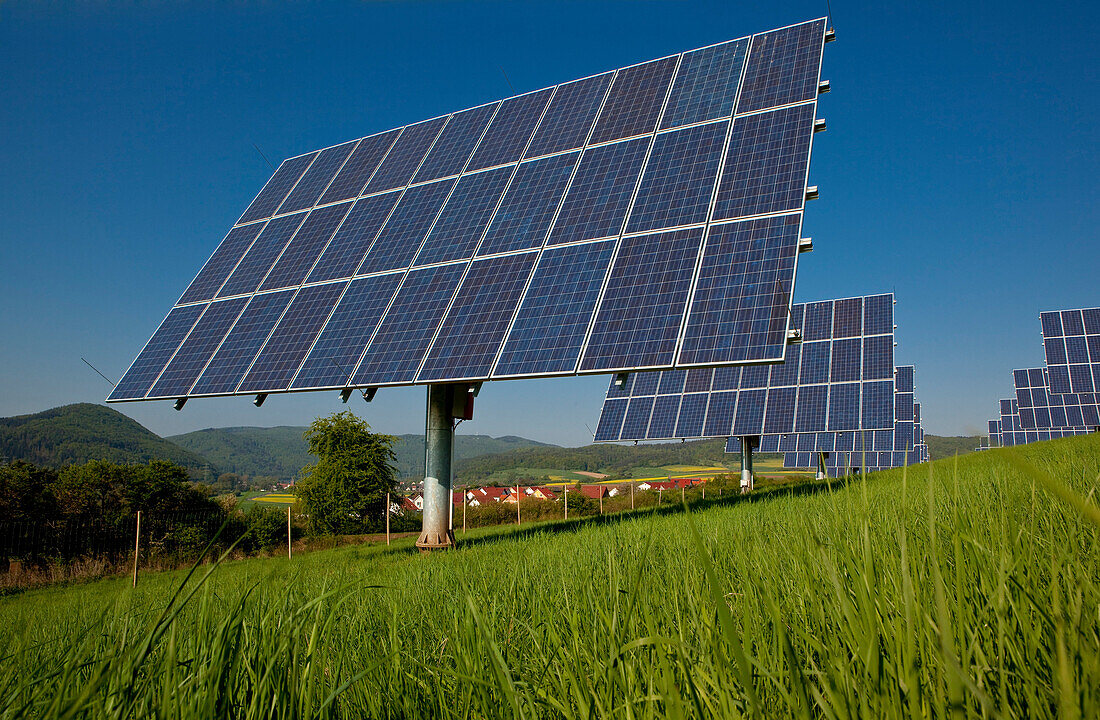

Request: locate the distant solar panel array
(108, 19), (830, 404)
(981, 307), (1100, 449)
(595, 294), (896, 442)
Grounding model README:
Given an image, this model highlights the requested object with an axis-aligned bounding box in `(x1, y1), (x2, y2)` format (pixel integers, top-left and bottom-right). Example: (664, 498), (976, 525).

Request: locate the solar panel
(109, 18), (830, 403)
(1040, 308), (1100, 395)
(1013, 367), (1100, 430)
(595, 294), (896, 441)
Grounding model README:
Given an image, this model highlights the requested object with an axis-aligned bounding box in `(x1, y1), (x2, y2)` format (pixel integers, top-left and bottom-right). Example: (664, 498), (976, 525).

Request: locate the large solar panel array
(1013, 367), (1100, 430)
(594, 293), (895, 441)
(109, 19), (831, 403)
(1040, 307), (1100, 395)
(989, 398), (1090, 447)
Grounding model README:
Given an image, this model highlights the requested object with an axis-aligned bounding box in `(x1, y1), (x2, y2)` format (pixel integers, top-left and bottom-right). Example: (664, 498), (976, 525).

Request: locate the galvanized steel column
(739, 437), (754, 493)
(417, 385), (456, 551)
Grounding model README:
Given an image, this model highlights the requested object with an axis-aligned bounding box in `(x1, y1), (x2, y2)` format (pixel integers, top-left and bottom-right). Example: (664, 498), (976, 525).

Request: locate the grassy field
(1, 435), (1098, 718)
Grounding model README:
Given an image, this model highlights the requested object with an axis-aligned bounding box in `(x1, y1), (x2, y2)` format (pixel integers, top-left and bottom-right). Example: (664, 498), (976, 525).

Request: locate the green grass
(1, 435), (1099, 718)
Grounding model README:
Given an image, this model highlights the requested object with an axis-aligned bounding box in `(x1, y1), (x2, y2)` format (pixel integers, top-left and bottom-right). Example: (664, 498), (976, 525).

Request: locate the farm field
(1, 435), (1098, 718)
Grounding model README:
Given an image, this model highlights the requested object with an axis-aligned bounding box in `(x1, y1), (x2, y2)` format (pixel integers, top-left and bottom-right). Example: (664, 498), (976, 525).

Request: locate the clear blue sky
(2, 1), (1097, 445)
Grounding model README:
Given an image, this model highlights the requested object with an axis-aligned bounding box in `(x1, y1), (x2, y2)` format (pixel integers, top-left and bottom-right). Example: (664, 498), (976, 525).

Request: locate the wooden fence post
(386, 493), (391, 546)
(132, 510), (141, 587)
(564, 486), (569, 520)
(287, 505), (292, 559)
(631, 482), (635, 510)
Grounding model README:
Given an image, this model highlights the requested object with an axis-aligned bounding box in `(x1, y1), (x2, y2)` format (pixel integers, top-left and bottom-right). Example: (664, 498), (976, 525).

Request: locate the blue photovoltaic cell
(895, 392), (914, 422)
(217, 214), (308, 298)
(363, 117), (448, 194)
(678, 214), (799, 365)
(259, 203), (352, 291)
(580, 227), (703, 371)
(467, 89), (553, 172)
(526, 73), (613, 158)
(863, 294), (893, 335)
(769, 344), (800, 385)
(237, 153), (317, 225)
(660, 39), (749, 130)
(319, 130), (401, 205)
(648, 394), (681, 438)
(762, 386), (796, 433)
(494, 240), (616, 377)
(675, 394), (708, 437)
(862, 381), (893, 429)
(688, 367), (716, 392)
(114, 21), (827, 403)
(351, 264), (465, 385)
(306, 192), (401, 283)
(863, 335), (893, 380)
(713, 103), (815, 220)
(478, 152), (579, 256)
(703, 391), (737, 436)
(802, 301), (832, 341)
(109, 305), (205, 400)
(658, 369), (687, 395)
(832, 297), (861, 337)
(794, 384), (827, 432)
(632, 372), (660, 396)
(357, 179), (456, 275)
(896, 366), (914, 393)
(607, 373), (634, 398)
(147, 298), (249, 399)
(622, 396), (655, 438)
(190, 290), (296, 395)
(177, 224), (264, 305)
(594, 398), (627, 441)
(827, 383), (859, 431)
(731, 389), (765, 435)
(291, 274), (403, 389)
(548, 137), (650, 245)
(278, 141), (357, 214)
(238, 283), (347, 393)
(799, 342), (830, 384)
(415, 166), (514, 266)
(418, 252), (538, 381)
(736, 19), (826, 114)
(590, 56), (679, 144)
(829, 338), (860, 382)
(413, 103), (499, 183)
(625, 120), (728, 233)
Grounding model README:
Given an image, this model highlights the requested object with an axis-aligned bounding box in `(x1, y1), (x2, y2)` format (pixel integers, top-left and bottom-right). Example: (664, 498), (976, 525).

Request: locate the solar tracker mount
(107, 18), (833, 549)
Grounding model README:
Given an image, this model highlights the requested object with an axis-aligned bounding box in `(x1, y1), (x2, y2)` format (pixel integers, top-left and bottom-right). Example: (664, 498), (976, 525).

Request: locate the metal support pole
(564, 486), (569, 520)
(132, 510), (141, 587)
(740, 437), (755, 493)
(386, 492), (391, 545)
(516, 485), (521, 526)
(599, 492), (603, 514)
(462, 487), (467, 533)
(287, 506), (292, 559)
(816, 452), (827, 481)
(416, 385), (456, 551)
(630, 481), (635, 509)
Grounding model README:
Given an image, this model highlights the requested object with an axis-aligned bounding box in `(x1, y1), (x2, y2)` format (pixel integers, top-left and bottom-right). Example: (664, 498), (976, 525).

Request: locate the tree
(294, 412), (397, 534)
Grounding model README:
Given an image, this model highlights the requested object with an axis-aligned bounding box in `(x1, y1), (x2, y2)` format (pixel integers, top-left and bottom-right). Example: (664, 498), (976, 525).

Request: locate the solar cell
(713, 103), (816, 220)
(678, 214), (799, 365)
(414, 166), (514, 266)
(111, 19), (830, 402)
(350, 264), (465, 385)
(177, 224), (264, 305)
(413, 103), (499, 183)
(319, 130), (401, 205)
(238, 283), (347, 393)
(589, 56), (679, 144)
(363, 117), (447, 194)
(356, 179), (456, 275)
(147, 298), (249, 399)
(622, 396), (656, 439)
(467, 89), (554, 171)
(109, 305), (205, 400)
(237, 153), (317, 225)
(418, 252), (538, 381)
(190, 290), (296, 395)
(306, 192), (401, 283)
(477, 152), (580, 256)
(594, 398), (627, 442)
(526, 73), (613, 158)
(290, 273), (404, 389)
(278, 141), (357, 214)
(579, 227), (703, 371)
(217, 213), (308, 298)
(660, 38), (749, 130)
(594, 294), (897, 441)
(493, 239), (616, 377)
(625, 120), (728, 233)
(736, 19), (827, 114)
(259, 202), (352, 291)
(547, 137), (650, 245)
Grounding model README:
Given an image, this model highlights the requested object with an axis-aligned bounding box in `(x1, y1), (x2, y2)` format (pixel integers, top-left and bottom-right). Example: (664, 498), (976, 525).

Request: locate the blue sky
(2, 1), (1097, 445)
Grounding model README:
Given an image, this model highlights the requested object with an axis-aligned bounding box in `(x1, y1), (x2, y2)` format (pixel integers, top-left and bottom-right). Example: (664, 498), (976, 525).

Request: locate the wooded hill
(0, 404), (211, 476)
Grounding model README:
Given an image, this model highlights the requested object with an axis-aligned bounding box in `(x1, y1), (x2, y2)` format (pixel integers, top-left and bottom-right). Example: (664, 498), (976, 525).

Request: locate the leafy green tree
(294, 412), (397, 534)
